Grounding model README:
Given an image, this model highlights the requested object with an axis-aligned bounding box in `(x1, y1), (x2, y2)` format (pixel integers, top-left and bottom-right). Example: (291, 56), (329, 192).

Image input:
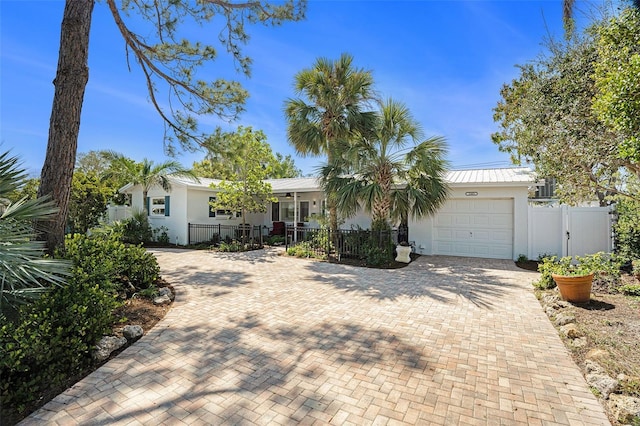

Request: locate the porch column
(294, 192), (298, 242)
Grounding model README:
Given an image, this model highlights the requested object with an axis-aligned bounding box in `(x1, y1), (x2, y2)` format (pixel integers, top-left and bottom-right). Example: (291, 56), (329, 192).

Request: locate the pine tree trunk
(37, 0), (95, 253)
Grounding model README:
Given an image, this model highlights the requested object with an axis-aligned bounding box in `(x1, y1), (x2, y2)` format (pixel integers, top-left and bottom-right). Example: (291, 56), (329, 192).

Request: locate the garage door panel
(433, 198), (514, 259)
(435, 215), (454, 227)
(455, 216), (471, 226)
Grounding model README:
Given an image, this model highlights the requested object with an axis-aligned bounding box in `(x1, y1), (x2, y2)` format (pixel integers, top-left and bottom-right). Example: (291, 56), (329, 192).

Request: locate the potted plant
(539, 256), (594, 303)
(395, 241), (412, 264)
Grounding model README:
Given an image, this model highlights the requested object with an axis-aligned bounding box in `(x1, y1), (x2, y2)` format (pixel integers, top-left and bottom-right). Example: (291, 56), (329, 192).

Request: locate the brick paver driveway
(22, 248), (610, 425)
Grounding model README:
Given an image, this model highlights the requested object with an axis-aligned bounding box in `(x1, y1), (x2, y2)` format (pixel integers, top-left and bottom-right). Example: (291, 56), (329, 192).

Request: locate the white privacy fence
(106, 205), (132, 223)
(527, 205), (613, 260)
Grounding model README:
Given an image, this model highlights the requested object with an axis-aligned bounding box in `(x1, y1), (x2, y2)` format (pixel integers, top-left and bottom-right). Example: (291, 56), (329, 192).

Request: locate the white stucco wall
(342, 210), (372, 230)
(135, 183), (190, 245)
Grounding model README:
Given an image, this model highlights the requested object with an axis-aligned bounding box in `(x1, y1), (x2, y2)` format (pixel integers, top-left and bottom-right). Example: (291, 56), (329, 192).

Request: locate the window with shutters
(149, 196), (169, 216)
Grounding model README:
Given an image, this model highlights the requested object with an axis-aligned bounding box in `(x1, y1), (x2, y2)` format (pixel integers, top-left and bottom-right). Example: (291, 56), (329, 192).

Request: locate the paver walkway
(21, 249), (610, 425)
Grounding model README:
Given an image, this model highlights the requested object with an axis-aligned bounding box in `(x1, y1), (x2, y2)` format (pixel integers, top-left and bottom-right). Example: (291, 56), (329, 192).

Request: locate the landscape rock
(556, 301), (572, 308)
(554, 312), (576, 326)
(585, 360), (607, 375)
(586, 373), (618, 399)
(585, 348), (610, 362)
(545, 307), (557, 317)
(123, 325), (144, 342)
(559, 323), (582, 339)
(158, 287), (174, 301)
(93, 336), (127, 363)
(569, 337), (587, 348)
(153, 294), (172, 306)
(541, 294), (560, 305)
(608, 394), (640, 424)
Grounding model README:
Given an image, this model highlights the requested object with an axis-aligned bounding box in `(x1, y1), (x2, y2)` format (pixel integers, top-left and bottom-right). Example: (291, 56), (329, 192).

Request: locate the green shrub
(219, 240), (243, 252)
(365, 244), (393, 267)
(632, 259), (640, 278)
(135, 285), (159, 299)
(618, 284), (640, 296)
(265, 235), (285, 246)
(614, 198), (640, 262)
(119, 211), (153, 244)
(0, 273), (119, 419)
(61, 233), (159, 292)
(535, 252), (622, 290)
(577, 252), (622, 290)
(287, 242), (325, 259)
(153, 226), (170, 244)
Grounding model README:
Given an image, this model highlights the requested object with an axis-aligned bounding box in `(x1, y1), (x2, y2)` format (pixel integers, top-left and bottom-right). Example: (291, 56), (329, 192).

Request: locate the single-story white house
(120, 167), (577, 260)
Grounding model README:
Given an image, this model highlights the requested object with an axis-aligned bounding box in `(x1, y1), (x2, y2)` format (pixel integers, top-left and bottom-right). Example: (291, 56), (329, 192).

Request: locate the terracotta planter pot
(552, 273), (593, 303)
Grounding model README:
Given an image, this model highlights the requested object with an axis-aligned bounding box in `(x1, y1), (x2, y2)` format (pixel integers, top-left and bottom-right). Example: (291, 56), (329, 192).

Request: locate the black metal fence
(188, 223), (264, 246)
(285, 226), (399, 261)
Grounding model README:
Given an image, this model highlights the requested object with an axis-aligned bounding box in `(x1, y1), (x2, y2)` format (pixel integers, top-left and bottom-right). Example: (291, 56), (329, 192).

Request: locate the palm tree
(105, 153), (198, 214)
(0, 151), (70, 320)
(321, 99), (449, 233)
(284, 53), (377, 233)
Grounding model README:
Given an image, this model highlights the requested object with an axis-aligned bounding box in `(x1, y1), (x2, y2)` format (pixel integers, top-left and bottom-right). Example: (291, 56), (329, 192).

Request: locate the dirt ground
(517, 261), (640, 425)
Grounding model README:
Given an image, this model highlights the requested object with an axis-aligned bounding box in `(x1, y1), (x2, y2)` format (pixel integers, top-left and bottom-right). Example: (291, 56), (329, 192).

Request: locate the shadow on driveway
(303, 255), (535, 309)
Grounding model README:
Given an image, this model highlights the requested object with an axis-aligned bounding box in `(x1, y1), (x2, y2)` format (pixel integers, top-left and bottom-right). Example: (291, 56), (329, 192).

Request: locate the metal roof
(445, 167), (535, 185)
(121, 168), (535, 193)
(165, 176), (321, 192)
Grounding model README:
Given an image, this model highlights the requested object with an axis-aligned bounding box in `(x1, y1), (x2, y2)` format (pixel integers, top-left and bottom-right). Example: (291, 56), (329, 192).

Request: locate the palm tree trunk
(37, 0), (95, 253)
(372, 165), (392, 229)
(142, 190), (148, 215)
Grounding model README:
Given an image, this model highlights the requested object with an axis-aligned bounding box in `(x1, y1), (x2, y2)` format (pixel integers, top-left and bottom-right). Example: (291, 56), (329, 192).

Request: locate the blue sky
(1, 1), (581, 177)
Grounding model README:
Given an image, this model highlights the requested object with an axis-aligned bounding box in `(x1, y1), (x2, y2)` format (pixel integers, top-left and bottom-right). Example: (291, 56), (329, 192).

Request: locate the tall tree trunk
(38, 0), (95, 253)
(372, 165), (392, 228)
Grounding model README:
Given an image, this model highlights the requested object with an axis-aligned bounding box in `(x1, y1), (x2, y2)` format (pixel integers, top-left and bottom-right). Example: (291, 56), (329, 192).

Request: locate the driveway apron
(21, 248), (610, 425)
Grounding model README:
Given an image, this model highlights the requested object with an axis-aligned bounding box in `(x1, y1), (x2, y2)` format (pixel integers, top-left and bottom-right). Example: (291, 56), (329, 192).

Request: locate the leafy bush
(0, 272), (119, 419)
(287, 242), (326, 259)
(535, 252), (621, 290)
(119, 210), (153, 244)
(365, 244), (393, 267)
(265, 235), (285, 246)
(577, 252), (621, 290)
(153, 226), (170, 244)
(62, 233), (159, 292)
(535, 256), (561, 289)
(618, 284), (640, 296)
(219, 240), (244, 252)
(614, 198), (640, 262)
(135, 285), (159, 299)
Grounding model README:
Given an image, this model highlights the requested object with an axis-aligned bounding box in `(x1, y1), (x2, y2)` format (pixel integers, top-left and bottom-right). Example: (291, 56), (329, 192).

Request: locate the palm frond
(0, 150), (71, 318)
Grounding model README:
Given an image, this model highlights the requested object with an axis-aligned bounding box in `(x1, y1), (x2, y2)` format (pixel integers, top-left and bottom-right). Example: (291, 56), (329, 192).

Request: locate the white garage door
(433, 198), (513, 259)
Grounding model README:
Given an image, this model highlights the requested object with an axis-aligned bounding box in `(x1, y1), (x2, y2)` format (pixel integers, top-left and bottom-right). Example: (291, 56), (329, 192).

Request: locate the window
(282, 202), (295, 221)
(209, 196), (240, 218)
(271, 202), (279, 221)
(149, 196), (169, 216)
(299, 201), (309, 222)
(209, 197), (216, 217)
